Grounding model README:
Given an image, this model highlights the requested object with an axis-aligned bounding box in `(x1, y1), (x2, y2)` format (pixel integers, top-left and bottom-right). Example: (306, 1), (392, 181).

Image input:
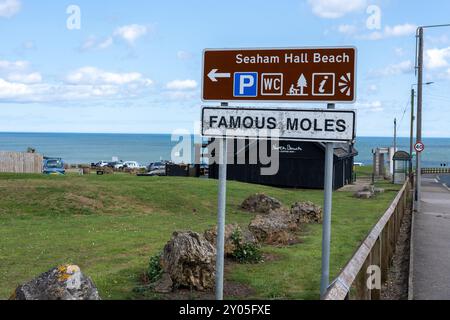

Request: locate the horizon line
(0, 131), (449, 139)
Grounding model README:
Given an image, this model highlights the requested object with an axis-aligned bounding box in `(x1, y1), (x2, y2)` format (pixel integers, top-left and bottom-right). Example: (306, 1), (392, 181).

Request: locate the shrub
(147, 252), (163, 283)
(230, 230), (262, 264)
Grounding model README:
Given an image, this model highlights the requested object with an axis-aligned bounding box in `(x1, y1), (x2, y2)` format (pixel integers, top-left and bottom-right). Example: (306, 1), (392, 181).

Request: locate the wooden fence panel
(0, 152), (43, 173)
(324, 179), (412, 300)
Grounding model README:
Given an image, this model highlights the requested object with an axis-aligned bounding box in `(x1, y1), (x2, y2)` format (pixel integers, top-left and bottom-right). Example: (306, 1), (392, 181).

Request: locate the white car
(121, 161), (143, 169)
(95, 161), (110, 167)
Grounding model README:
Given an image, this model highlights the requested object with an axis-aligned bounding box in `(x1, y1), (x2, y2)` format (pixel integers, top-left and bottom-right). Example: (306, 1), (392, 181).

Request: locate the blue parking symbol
(234, 72), (258, 97)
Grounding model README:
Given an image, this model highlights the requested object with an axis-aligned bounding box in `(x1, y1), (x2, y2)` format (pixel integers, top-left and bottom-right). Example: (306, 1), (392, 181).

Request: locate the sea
(0, 132), (449, 167)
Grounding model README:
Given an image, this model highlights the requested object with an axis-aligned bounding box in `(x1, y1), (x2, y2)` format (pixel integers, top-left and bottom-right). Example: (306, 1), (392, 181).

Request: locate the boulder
(10, 265), (100, 300)
(291, 201), (323, 224)
(362, 185), (375, 194)
(374, 188), (385, 194)
(241, 194), (283, 214)
(204, 224), (257, 256)
(248, 210), (298, 245)
(161, 231), (216, 291)
(354, 191), (374, 199)
(153, 273), (173, 294)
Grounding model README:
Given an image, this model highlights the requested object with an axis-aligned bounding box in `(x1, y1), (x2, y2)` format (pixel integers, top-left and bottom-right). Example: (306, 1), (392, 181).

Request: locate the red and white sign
(415, 142), (425, 153)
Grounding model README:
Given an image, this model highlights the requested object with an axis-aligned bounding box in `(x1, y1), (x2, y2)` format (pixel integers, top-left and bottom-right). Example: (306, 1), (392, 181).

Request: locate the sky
(0, 0), (450, 137)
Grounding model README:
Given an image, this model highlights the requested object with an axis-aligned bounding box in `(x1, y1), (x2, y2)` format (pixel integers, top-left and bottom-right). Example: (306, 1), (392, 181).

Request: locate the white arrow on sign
(208, 69), (231, 82)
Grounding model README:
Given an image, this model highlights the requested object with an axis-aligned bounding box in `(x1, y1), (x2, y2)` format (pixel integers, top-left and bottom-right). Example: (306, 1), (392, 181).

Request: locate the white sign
(202, 107), (356, 143)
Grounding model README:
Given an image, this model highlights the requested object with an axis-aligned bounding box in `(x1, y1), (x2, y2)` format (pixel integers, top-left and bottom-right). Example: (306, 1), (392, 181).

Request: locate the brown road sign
(202, 47), (357, 103)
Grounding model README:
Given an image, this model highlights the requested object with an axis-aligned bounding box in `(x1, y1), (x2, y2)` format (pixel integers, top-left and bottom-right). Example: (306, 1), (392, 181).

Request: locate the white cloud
(0, 79), (125, 102)
(355, 100), (383, 112)
(66, 67), (152, 86)
(384, 24), (417, 37)
(7, 72), (42, 84)
(81, 36), (114, 51)
(114, 24), (148, 44)
(427, 34), (450, 46)
(341, 23), (417, 40)
(98, 37), (113, 49)
(0, 60), (42, 84)
(166, 79), (198, 90)
(371, 60), (414, 77)
(0, 0), (21, 18)
(0, 78), (30, 98)
(308, 0), (366, 19)
(0, 64), (154, 103)
(81, 23), (152, 51)
(426, 47), (450, 69)
(0, 60), (29, 71)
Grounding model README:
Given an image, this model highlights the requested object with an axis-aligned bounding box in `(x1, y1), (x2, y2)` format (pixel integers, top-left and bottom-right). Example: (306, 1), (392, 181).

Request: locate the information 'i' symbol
(339, 73), (352, 96)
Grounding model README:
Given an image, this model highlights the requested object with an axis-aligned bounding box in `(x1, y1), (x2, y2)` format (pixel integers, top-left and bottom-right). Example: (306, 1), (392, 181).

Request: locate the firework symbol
(339, 73), (352, 97)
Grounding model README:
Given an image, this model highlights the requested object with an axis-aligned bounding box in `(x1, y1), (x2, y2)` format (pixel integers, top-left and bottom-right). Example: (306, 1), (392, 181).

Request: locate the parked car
(43, 158), (65, 175)
(148, 161), (168, 172)
(121, 161), (143, 169)
(107, 161), (123, 169)
(94, 161), (110, 168)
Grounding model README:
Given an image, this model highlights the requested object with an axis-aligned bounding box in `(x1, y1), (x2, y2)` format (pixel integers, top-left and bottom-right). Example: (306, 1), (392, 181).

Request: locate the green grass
(354, 165), (374, 180)
(0, 173), (400, 300)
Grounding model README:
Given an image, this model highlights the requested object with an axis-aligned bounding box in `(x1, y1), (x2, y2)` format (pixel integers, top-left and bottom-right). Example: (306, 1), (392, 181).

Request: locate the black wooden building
(208, 139), (357, 190)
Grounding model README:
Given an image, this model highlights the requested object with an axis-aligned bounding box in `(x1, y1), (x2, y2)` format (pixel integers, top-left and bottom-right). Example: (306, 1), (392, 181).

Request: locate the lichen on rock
(10, 264), (101, 300)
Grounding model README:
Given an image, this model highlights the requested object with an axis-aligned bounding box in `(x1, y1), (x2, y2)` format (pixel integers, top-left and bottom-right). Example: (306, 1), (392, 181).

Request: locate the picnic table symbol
(286, 73), (308, 96)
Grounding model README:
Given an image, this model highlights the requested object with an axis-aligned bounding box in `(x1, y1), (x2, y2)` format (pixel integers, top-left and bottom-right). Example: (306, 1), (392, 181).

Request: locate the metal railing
(323, 178), (412, 300)
(421, 168), (450, 174)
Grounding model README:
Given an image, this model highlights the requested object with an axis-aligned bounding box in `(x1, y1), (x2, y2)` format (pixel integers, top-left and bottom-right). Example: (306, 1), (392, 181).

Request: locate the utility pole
(393, 118), (397, 184)
(416, 27), (424, 211)
(394, 118), (397, 153)
(413, 24), (450, 210)
(410, 88), (415, 175)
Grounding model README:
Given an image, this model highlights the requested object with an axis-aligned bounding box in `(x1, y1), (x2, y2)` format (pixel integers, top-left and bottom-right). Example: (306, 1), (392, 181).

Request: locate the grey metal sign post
(202, 104), (356, 299)
(202, 46), (357, 300)
(416, 27), (424, 212)
(215, 102), (228, 301)
(320, 103), (335, 297)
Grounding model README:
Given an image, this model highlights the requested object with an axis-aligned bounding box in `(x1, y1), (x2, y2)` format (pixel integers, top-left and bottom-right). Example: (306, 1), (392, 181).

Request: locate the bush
(147, 252), (163, 283)
(230, 230), (262, 264)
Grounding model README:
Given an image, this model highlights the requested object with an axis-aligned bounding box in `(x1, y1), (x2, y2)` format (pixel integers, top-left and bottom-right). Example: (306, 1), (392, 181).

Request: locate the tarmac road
(412, 174), (450, 300)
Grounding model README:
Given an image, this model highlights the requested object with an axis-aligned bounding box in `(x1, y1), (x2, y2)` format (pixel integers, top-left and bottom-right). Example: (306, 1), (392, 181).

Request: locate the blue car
(43, 158), (65, 175)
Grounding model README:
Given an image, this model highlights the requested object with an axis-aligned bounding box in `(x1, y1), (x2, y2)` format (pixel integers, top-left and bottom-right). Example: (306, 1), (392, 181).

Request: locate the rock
(248, 210), (298, 245)
(204, 224), (240, 256)
(291, 201), (323, 224)
(10, 265), (100, 300)
(153, 273), (173, 294)
(241, 193), (283, 214)
(374, 188), (385, 194)
(362, 185), (375, 194)
(354, 191), (373, 199)
(161, 231), (216, 291)
(204, 224), (258, 256)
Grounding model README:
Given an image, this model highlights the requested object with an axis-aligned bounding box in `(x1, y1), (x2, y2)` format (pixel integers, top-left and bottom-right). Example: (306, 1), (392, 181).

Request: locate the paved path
(412, 174), (450, 300)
